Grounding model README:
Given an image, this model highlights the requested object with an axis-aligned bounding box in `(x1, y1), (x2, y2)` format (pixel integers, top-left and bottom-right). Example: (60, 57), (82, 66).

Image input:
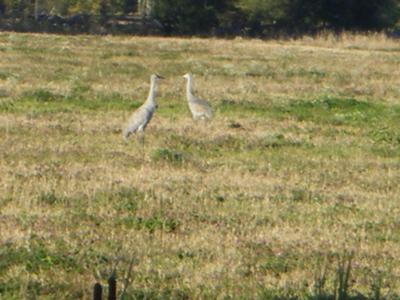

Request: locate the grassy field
(0, 32), (400, 299)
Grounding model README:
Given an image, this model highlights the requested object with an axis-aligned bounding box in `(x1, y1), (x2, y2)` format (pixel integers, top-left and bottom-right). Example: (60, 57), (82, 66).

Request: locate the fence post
(108, 275), (117, 300)
(93, 283), (102, 300)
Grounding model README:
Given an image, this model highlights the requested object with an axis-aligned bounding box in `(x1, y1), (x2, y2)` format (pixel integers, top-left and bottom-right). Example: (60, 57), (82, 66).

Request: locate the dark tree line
(152, 0), (400, 36)
(0, 0), (399, 36)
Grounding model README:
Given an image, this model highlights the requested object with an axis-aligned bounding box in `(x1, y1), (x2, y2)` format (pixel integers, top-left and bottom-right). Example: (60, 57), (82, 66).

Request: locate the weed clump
(21, 89), (64, 102)
(38, 191), (68, 205)
(151, 148), (186, 165)
(117, 215), (179, 233)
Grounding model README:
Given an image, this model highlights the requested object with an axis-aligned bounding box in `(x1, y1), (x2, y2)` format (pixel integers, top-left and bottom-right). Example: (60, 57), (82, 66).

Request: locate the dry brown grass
(0, 32), (400, 299)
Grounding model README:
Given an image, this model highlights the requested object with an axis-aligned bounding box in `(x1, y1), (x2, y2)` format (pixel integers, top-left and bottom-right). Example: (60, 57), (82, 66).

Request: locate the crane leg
(136, 131), (145, 145)
(136, 131), (145, 159)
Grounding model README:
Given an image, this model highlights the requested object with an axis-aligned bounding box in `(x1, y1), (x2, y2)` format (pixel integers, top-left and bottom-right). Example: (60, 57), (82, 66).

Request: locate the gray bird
(122, 74), (164, 140)
(183, 73), (213, 120)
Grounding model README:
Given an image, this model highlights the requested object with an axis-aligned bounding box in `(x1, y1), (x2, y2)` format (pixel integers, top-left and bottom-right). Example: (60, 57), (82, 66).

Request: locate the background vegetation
(0, 0), (400, 36)
(1, 32), (400, 299)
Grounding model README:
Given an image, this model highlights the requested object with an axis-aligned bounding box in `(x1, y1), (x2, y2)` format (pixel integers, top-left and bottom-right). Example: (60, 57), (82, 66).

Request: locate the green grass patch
(273, 96), (385, 125)
(22, 89), (65, 102)
(215, 95), (393, 125)
(0, 240), (80, 274)
(0, 88), (139, 113)
(116, 215), (180, 233)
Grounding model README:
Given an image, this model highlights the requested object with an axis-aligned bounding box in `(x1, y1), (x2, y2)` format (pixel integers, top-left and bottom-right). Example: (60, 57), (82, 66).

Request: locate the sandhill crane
(183, 73), (213, 120)
(122, 74), (164, 140)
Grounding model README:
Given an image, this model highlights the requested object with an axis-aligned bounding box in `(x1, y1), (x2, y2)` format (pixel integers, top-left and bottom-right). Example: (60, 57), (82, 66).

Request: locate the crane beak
(156, 74), (165, 80)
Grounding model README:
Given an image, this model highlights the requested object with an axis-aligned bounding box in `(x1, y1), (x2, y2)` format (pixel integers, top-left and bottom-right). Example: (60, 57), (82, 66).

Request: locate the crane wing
(122, 106), (152, 139)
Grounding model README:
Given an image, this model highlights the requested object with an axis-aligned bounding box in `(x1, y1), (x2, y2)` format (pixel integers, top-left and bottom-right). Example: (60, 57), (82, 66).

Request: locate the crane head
(183, 73), (192, 80)
(151, 74), (165, 82)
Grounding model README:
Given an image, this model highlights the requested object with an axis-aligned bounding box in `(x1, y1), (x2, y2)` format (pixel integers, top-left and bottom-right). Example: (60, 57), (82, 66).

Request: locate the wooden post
(93, 283), (102, 300)
(108, 276), (117, 300)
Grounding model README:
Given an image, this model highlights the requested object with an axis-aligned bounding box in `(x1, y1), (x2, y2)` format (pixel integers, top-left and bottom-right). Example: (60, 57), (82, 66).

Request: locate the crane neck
(186, 77), (194, 99)
(146, 78), (157, 106)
